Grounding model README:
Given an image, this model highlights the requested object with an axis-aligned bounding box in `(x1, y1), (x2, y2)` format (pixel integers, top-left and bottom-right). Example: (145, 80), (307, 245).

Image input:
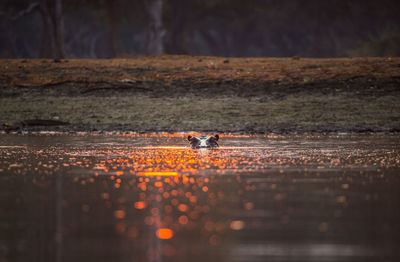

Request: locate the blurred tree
(350, 29), (400, 57)
(39, 0), (65, 58)
(164, 0), (187, 54)
(1, 0), (400, 58)
(0, 1), (40, 57)
(107, 0), (122, 57)
(145, 0), (164, 55)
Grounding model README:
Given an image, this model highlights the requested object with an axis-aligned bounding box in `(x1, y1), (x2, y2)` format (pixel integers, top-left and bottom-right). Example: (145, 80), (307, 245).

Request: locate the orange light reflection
(137, 172), (179, 176)
(156, 228), (174, 239)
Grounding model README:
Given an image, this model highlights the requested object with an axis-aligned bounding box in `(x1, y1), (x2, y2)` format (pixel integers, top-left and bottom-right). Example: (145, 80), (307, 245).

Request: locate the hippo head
(187, 135), (219, 149)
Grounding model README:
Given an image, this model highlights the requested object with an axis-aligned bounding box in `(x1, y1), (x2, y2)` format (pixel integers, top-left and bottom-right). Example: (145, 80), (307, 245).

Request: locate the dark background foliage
(1, 0), (399, 58)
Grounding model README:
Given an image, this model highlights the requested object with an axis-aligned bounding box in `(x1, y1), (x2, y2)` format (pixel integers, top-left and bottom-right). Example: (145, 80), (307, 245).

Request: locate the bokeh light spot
(134, 201), (146, 209)
(114, 209), (126, 219)
(156, 228), (174, 239)
(230, 220), (245, 230)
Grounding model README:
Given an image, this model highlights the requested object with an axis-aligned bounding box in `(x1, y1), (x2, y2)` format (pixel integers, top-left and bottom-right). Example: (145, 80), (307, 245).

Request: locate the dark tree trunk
(39, 1), (55, 58)
(107, 0), (122, 57)
(53, 0), (65, 58)
(145, 0), (164, 55)
(164, 0), (188, 54)
(39, 0), (65, 59)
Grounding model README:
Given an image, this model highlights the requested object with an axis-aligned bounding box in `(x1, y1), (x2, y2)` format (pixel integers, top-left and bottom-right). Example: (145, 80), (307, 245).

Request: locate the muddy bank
(1, 56), (399, 133)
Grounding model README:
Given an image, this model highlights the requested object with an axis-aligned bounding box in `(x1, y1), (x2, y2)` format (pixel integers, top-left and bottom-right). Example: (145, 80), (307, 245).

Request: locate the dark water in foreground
(0, 134), (399, 262)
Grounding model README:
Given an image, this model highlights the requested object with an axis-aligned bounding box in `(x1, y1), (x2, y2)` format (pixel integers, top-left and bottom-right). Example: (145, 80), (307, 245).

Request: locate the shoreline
(1, 56), (399, 134)
(1, 127), (399, 136)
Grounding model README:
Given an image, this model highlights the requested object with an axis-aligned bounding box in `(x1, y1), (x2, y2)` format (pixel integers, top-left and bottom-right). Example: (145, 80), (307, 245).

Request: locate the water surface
(0, 133), (399, 262)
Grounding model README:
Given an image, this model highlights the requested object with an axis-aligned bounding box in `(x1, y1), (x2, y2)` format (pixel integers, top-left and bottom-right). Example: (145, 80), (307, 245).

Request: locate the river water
(0, 133), (399, 262)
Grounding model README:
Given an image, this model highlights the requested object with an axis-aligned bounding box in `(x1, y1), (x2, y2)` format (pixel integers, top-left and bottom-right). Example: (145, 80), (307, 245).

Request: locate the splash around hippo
(187, 135), (219, 149)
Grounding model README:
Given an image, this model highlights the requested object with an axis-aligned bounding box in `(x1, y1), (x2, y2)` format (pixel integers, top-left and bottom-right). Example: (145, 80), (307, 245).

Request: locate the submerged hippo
(187, 135), (219, 149)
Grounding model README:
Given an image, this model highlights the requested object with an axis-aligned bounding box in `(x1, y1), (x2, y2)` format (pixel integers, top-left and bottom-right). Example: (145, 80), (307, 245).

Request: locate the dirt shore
(1, 56), (399, 133)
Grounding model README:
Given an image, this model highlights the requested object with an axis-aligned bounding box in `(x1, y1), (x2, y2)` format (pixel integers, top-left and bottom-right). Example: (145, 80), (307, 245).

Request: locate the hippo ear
(214, 134), (219, 141)
(187, 135), (192, 141)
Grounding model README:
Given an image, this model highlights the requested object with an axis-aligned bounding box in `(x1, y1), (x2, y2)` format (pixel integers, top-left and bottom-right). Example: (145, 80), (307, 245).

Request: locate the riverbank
(1, 56), (399, 133)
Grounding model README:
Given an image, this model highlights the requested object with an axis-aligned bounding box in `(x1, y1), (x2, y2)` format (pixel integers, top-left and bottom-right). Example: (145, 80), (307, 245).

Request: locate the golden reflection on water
(61, 134), (399, 253)
(1, 134), (400, 261)
(90, 147), (244, 177)
(137, 172), (179, 176)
